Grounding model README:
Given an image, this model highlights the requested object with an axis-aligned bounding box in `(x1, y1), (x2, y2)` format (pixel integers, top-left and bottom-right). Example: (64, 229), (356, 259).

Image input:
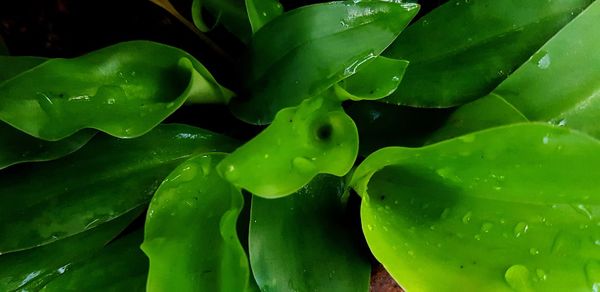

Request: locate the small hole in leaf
(316, 123), (333, 141)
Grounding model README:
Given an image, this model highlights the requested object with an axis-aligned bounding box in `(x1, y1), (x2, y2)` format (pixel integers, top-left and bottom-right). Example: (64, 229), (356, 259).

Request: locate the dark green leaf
(250, 175), (370, 292)
(194, 0), (253, 43)
(142, 153), (252, 292)
(230, 1), (419, 124)
(245, 0), (283, 33)
(40, 229), (148, 292)
(429, 1), (600, 141)
(0, 55), (47, 82)
(0, 41), (233, 141)
(0, 207), (141, 291)
(218, 96), (358, 198)
(352, 123), (600, 291)
(383, 0), (592, 107)
(0, 124), (238, 253)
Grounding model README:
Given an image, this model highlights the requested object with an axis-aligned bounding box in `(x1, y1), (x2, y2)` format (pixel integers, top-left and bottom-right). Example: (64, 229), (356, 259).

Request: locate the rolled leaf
(352, 123), (600, 291)
(0, 124), (238, 253)
(142, 153), (252, 292)
(230, 1), (419, 124)
(383, 0), (592, 107)
(193, 0), (253, 42)
(250, 175), (370, 292)
(245, 0), (283, 33)
(0, 40), (233, 141)
(429, 1), (600, 141)
(333, 56), (408, 101)
(0, 207), (141, 291)
(40, 229), (148, 292)
(218, 96), (358, 198)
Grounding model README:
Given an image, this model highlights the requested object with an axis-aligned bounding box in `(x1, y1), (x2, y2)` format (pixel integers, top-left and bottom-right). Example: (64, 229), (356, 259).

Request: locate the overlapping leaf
(219, 96), (358, 198)
(250, 175), (370, 292)
(383, 0), (593, 107)
(429, 1), (600, 142)
(352, 123), (600, 291)
(0, 208), (141, 291)
(0, 124), (238, 253)
(230, 1), (419, 124)
(0, 41), (233, 141)
(142, 153), (252, 292)
(40, 229), (148, 292)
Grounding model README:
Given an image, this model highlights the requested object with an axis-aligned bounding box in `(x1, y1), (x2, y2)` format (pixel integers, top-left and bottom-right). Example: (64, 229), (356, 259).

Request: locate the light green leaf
(429, 1), (600, 141)
(40, 229), (148, 292)
(142, 153), (252, 292)
(334, 56), (408, 101)
(0, 124), (238, 253)
(0, 208), (141, 291)
(218, 96), (358, 198)
(352, 123), (600, 291)
(250, 175), (370, 292)
(0, 41), (233, 141)
(383, 0), (592, 107)
(230, 1), (419, 124)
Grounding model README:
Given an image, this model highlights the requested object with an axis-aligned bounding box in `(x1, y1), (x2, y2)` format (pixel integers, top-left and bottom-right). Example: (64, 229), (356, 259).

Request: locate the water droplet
(585, 261), (600, 290)
(407, 250), (415, 256)
(462, 211), (473, 224)
(536, 269), (547, 281)
(537, 53), (551, 69)
(107, 98), (116, 105)
(366, 224), (373, 231)
(529, 248), (540, 255)
(481, 222), (494, 233)
(223, 164), (239, 182)
(440, 208), (451, 219)
(292, 157), (317, 173)
(504, 265), (532, 291)
(514, 222), (529, 238)
(177, 164), (198, 182)
(542, 136), (549, 144)
(571, 204), (593, 220)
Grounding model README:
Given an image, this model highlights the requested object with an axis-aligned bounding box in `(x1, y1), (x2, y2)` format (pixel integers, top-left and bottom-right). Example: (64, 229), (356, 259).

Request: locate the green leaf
(351, 123), (600, 291)
(230, 1), (419, 124)
(218, 96), (358, 198)
(40, 229), (148, 292)
(333, 56), (408, 101)
(0, 56), (96, 170)
(195, 0), (253, 43)
(142, 153), (252, 292)
(429, 1), (600, 141)
(250, 175), (370, 292)
(245, 0), (283, 33)
(0, 207), (141, 291)
(0, 40), (233, 141)
(0, 124), (238, 253)
(0, 124), (95, 170)
(382, 0), (593, 107)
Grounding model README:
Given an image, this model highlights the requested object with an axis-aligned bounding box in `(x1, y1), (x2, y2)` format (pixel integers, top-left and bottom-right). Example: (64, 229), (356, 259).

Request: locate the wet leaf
(0, 41), (233, 141)
(0, 208), (141, 291)
(383, 0), (593, 107)
(352, 123), (600, 291)
(0, 124), (238, 253)
(219, 96), (358, 198)
(245, 0), (283, 33)
(142, 153), (252, 292)
(230, 1), (419, 124)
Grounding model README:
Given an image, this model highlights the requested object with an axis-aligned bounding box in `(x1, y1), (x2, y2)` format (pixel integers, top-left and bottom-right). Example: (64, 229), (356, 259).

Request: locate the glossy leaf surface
(250, 175), (370, 292)
(245, 0), (283, 33)
(0, 124), (238, 253)
(0, 208), (141, 291)
(231, 1), (419, 124)
(41, 229), (148, 292)
(143, 153), (251, 292)
(334, 56), (408, 101)
(0, 40), (232, 140)
(352, 123), (600, 291)
(219, 96), (358, 198)
(0, 56), (95, 169)
(194, 0), (253, 43)
(383, 0), (592, 107)
(429, 1), (600, 141)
